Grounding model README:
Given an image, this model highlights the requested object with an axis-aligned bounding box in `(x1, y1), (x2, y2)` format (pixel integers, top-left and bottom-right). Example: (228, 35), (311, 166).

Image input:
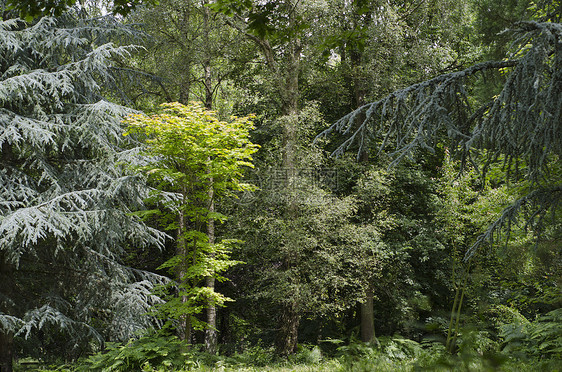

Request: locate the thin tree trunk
(201, 4), (217, 350)
(177, 2), (192, 106)
(204, 278), (217, 353)
(204, 177), (217, 353)
(202, 0), (213, 111)
(0, 252), (14, 372)
(177, 209), (190, 343)
(449, 261), (471, 353)
(446, 258), (460, 351)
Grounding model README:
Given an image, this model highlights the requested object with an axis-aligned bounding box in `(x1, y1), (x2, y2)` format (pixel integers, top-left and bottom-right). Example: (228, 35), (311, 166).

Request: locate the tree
(124, 7), (256, 350)
(211, 0), (476, 350)
(0, 11), (167, 371)
(123, 0), (255, 115)
(299, 0), (480, 343)
(318, 20), (561, 264)
(315, 6), (562, 354)
(434, 150), (561, 352)
(122, 102), (258, 348)
(210, 0), (322, 354)
(5, 0), (158, 19)
(216, 103), (391, 354)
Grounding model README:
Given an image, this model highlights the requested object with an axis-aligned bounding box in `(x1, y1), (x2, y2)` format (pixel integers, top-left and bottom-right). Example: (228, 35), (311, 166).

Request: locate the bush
(76, 334), (191, 371)
(500, 308), (562, 360)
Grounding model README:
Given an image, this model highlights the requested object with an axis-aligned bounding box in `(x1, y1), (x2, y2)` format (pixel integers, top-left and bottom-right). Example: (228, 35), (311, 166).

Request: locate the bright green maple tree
(123, 102), (259, 341)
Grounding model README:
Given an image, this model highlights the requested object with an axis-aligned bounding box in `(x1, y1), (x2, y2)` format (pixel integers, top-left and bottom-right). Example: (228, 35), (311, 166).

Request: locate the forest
(0, 0), (560, 371)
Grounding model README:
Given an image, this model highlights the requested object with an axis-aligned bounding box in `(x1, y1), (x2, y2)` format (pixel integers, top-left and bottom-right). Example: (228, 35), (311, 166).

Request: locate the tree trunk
(276, 302), (300, 356)
(0, 252), (15, 372)
(179, 81), (191, 105)
(360, 286), (376, 343)
(0, 332), (13, 372)
(202, 0), (213, 111)
(204, 177), (217, 353)
(201, 4), (217, 350)
(275, 36), (302, 355)
(204, 276), (217, 353)
(350, 41), (368, 162)
(177, 209), (190, 343)
(349, 20), (373, 329)
(233, 0), (303, 355)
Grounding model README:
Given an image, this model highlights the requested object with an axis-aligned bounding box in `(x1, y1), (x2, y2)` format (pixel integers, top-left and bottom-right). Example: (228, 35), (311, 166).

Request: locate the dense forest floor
(16, 339), (561, 372)
(15, 357), (561, 371)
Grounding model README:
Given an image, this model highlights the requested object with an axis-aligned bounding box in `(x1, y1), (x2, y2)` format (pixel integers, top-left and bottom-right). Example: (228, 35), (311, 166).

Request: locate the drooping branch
(467, 184), (562, 259)
(317, 21), (562, 254)
(319, 22), (562, 172)
(315, 59), (518, 161)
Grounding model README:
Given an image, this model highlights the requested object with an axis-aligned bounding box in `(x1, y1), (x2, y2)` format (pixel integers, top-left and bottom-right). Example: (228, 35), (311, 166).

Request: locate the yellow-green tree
(123, 102), (259, 345)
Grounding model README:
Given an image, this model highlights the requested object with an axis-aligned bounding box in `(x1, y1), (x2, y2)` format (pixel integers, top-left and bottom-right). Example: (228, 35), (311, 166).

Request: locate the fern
(500, 308), (562, 359)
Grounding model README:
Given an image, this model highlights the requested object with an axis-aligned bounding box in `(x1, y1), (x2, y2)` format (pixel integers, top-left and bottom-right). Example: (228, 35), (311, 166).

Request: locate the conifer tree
(319, 20), (562, 255)
(0, 10), (165, 370)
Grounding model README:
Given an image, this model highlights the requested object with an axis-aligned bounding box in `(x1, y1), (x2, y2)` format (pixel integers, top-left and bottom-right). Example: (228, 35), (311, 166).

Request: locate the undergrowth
(26, 318), (562, 372)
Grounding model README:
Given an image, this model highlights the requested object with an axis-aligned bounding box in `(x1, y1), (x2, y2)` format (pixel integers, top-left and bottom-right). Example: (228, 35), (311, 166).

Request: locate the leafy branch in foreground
(317, 21), (562, 256)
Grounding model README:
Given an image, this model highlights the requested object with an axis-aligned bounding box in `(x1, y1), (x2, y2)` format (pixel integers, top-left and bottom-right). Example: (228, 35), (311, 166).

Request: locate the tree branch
(223, 15), (278, 73)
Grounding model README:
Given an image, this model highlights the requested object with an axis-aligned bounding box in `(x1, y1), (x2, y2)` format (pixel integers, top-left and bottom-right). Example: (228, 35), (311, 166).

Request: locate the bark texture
(177, 209), (190, 343)
(204, 178), (217, 353)
(202, 5), (218, 349)
(276, 302), (300, 355)
(360, 286), (376, 343)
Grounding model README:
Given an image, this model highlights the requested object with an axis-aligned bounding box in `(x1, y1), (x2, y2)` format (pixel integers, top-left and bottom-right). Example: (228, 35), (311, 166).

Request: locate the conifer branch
(317, 21), (562, 254)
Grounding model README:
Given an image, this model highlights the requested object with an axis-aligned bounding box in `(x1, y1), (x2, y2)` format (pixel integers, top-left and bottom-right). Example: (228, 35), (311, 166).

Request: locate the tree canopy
(5, 0), (158, 19)
(0, 1), (560, 371)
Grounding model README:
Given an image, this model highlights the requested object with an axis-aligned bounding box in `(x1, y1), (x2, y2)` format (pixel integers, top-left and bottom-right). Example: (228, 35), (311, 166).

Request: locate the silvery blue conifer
(0, 9), (167, 368)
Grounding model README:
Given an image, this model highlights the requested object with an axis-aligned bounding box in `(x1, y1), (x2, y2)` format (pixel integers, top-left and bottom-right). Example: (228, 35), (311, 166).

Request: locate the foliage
(3, 0), (561, 366)
(0, 10), (166, 364)
(210, 0), (309, 41)
(350, 159), (450, 337)
(5, 0), (159, 20)
(123, 102), (258, 335)
(319, 20), (562, 257)
(220, 103), (387, 352)
(151, 241), (242, 332)
(125, 0), (254, 113)
(123, 102), (258, 200)
(303, 0), (482, 128)
(22, 334), (562, 371)
(500, 308), (562, 359)
(77, 334), (191, 372)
